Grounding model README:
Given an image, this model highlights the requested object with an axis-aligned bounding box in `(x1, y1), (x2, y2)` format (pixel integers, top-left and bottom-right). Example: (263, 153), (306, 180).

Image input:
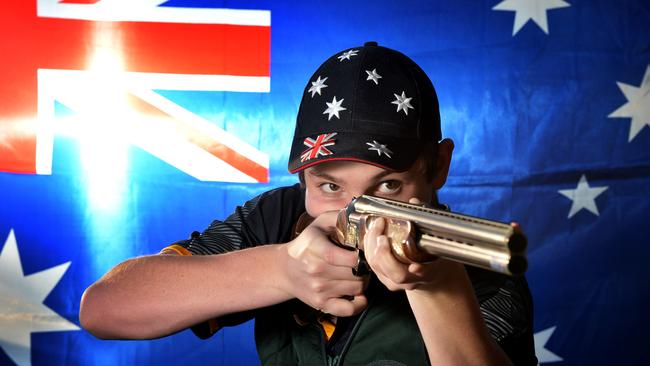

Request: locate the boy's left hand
(362, 198), (458, 292)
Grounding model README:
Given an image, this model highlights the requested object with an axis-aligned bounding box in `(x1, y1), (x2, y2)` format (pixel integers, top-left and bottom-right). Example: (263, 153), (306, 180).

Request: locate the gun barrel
(349, 195), (528, 276)
(418, 234), (527, 275)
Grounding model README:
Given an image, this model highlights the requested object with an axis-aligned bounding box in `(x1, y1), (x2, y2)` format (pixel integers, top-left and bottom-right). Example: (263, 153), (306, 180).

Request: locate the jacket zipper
(333, 296), (375, 366)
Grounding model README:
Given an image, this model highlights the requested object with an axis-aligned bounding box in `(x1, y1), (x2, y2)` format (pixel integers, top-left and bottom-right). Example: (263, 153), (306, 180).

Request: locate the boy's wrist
(273, 242), (297, 299)
(407, 259), (469, 294)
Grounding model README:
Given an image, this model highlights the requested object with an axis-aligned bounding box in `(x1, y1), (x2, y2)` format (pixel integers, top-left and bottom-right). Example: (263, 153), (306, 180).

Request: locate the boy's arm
(79, 212), (366, 340)
(80, 245), (291, 339)
(405, 262), (513, 365)
(364, 217), (515, 365)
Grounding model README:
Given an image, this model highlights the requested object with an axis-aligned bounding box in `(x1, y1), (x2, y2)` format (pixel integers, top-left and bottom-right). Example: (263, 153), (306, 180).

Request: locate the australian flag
(0, 0), (648, 365)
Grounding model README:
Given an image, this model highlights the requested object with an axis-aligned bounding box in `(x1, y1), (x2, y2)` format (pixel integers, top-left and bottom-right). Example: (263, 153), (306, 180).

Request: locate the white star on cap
(608, 65), (650, 142)
(323, 96), (347, 120)
(366, 140), (393, 158)
(366, 69), (382, 85)
(392, 91), (414, 115)
(558, 174), (608, 218)
(308, 76), (328, 98)
(338, 49), (359, 61)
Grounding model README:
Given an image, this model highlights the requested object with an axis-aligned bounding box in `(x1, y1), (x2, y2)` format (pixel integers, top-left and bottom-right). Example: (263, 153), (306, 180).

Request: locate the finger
(372, 270), (404, 292)
(408, 197), (423, 205)
(407, 262), (426, 274)
(311, 278), (366, 300)
(358, 216), (383, 252)
(322, 294), (368, 317)
(408, 197), (431, 208)
(405, 262), (435, 279)
(366, 250), (413, 292)
(371, 215), (386, 234)
(306, 260), (366, 281)
(363, 216), (385, 261)
(309, 210), (340, 231)
(370, 235), (411, 284)
(312, 239), (360, 268)
(299, 223), (359, 268)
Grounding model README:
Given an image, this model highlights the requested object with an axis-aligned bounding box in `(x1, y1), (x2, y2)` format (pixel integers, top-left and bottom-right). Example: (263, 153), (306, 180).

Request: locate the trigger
(352, 250), (371, 277)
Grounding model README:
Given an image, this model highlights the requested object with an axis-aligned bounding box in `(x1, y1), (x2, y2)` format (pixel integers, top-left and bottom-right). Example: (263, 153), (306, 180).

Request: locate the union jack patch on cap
(300, 132), (337, 162)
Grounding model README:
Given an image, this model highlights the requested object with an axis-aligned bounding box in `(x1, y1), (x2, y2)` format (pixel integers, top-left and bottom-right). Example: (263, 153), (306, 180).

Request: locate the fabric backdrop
(1, 0), (649, 365)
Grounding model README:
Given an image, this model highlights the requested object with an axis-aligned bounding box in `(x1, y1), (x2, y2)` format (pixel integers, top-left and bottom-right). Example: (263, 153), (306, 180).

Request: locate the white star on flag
(492, 0), (571, 35)
(366, 140), (393, 158)
(535, 326), (563, 364)
(392, 91), (414, 115)
(0, 230), (79, 366)
(366, 69), (382, 85)
(337, 49), (359, 61)
(323, 96), (347, 120)
(308, 76), (328, 97)
(558, 174), (608, 218)
(608, 65), (650, 142)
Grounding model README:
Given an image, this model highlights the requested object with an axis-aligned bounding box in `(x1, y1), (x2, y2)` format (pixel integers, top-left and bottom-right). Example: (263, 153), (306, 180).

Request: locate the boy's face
(304, 159), (437, 217)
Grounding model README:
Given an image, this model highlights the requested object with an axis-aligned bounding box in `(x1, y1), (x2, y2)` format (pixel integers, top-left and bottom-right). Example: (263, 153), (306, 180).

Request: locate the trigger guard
(352, 250), (371, 277)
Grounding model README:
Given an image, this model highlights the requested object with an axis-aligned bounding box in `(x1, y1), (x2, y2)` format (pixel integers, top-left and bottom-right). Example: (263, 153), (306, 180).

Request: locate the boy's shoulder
(254, 183), (305, 209)
(241, 183), (306, 234)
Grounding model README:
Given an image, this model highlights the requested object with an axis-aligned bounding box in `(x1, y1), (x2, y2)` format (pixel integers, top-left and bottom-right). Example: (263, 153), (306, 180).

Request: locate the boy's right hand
(282, 211), (368, 317)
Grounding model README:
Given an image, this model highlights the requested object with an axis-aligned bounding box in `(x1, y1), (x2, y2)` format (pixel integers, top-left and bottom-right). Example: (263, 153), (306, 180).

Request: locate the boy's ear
(432, 138), (454, 189)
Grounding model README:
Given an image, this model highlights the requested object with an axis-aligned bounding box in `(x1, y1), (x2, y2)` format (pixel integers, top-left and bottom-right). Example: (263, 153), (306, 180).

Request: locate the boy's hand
(282, 211), (368, 316)
(362, 197), (461, 292)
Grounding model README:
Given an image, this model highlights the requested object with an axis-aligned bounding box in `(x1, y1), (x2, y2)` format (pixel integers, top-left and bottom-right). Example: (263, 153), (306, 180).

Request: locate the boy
(80, 42), (536, 365)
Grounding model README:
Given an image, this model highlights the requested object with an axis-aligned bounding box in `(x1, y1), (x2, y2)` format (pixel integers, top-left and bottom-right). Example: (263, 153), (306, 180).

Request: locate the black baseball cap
(288, 41), (441, 173)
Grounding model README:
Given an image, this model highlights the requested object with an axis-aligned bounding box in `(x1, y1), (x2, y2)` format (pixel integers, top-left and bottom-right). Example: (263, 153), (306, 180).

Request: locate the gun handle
(357, 215), (435, 264)
(336, 211), (438, 264)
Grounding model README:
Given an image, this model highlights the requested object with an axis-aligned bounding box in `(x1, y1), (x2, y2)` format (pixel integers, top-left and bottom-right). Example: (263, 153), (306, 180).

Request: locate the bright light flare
(79, 28), (129, 212)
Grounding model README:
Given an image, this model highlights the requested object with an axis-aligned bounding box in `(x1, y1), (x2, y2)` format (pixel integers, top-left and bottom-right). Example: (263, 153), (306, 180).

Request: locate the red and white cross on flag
(0, 0), (270, 183)
(300, 133), (337, 162)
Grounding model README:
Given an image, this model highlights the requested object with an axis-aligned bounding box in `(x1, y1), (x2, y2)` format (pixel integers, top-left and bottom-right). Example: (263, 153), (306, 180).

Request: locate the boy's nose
(347, 187), (374, 201)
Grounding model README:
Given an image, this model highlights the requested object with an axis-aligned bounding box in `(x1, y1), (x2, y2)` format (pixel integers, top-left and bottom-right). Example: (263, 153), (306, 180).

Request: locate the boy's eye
(320, 183), (341, 193)
(377, 180), (401, 194)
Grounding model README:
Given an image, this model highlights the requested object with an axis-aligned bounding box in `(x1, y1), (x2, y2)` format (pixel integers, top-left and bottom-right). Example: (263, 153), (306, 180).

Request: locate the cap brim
(288, 131), (421, 173)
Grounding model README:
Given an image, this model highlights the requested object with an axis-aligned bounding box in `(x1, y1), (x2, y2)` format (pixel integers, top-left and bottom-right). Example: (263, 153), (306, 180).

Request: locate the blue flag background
(1, 0), (649, 365)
